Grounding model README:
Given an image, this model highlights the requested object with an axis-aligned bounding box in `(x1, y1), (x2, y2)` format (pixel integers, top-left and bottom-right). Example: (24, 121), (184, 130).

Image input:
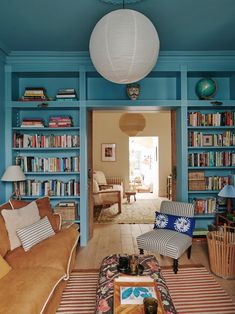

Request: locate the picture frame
(101, 143), (116, 162)
(202, 134), (213, 146)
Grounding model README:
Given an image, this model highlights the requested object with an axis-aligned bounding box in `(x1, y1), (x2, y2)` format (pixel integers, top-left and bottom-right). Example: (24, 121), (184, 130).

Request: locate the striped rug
(56, 267), (235, 314)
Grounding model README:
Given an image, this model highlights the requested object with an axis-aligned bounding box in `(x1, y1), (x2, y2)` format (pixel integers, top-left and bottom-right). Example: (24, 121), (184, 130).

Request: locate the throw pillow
(154, 212), (195, 237)
(0, 255), (12, 279)
(17, 216), (55, 252)
(1, 201), (40, 250)
(10, 196), (59, 232)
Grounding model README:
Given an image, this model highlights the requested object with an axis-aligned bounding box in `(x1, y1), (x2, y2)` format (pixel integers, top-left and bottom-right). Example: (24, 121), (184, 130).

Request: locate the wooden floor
(75, 223), (235, 302)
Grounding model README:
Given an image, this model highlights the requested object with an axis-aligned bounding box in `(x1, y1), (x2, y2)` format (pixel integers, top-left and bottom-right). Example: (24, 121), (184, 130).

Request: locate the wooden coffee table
(95, 254), (176, 314)
(125, 191), (136, 203)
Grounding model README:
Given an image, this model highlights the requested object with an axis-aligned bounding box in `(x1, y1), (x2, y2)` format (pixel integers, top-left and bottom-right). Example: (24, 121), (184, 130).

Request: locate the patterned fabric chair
(136, 200), (195, 273)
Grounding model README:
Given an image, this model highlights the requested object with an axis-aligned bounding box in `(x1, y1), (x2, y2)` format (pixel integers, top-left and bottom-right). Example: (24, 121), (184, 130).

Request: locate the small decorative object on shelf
(126, 83), (140, 100)
(195, 78), (217, 100)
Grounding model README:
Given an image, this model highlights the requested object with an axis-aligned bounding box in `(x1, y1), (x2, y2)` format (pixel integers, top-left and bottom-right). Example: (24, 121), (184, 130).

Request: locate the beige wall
(92, 111), (171, 197)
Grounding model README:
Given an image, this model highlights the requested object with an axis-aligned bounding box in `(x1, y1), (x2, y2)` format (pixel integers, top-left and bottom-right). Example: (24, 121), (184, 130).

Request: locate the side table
(125, 191), (136, 203)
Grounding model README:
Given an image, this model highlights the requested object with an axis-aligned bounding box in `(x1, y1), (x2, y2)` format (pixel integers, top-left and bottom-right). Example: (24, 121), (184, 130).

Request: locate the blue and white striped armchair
(136, 200), (195, 273)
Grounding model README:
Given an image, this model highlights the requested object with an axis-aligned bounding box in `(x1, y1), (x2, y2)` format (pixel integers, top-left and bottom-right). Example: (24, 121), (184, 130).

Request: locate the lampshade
(119, 113), (146, 136)
(218, 185), (235, 198)
(1, 165), (26, 182)
(89, 9), (160, 84)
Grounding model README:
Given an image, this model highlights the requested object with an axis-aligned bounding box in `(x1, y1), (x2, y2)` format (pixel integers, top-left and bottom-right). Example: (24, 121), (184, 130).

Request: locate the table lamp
(1, 165), (26, 199)
(218, 184), (235, 213)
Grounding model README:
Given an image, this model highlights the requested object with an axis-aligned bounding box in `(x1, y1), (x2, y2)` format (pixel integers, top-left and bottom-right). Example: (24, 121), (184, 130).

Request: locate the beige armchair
(93, 170), (124, 198)
(93, 179), (122, 213)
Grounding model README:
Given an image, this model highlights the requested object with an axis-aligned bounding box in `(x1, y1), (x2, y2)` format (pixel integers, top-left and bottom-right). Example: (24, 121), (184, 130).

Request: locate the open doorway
(129, 137), (159, 196)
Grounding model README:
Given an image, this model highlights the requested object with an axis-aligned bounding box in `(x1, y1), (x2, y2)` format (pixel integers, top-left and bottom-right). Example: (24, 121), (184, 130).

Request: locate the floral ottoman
(95, 254), (177, 314)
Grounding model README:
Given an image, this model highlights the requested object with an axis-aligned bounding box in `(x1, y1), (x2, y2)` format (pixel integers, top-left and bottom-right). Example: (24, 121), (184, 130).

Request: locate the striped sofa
(136, 200), (195, 273)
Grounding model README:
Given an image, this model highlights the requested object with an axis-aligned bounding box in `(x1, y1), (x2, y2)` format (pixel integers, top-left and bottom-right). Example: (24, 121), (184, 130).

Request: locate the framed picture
(202, 134), (213, 146)
(101, 143), (116, 162)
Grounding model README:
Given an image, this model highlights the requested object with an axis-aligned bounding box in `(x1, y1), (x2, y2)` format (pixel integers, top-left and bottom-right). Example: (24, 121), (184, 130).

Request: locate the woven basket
(54, 204), (78, 221)
(207, 225), (235, 279)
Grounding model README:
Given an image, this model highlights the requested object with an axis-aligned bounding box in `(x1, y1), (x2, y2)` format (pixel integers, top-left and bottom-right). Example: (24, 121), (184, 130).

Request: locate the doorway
(129, 136), (159, 196)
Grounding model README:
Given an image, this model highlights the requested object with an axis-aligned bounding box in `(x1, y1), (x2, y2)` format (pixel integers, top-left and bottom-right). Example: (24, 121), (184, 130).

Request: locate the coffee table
(95, 254), (176, 314)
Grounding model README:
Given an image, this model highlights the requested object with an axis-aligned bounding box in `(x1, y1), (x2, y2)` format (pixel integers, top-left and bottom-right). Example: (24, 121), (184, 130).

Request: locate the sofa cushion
(1, 201), (40, 250)
(10, 196), (60, 232)
(0, 202), (12, 257)
(0, 255), (12, 279)
(5, 226), (79, 277)
(93, 170), (107, 185)
(0, 267), (65, 314)
(17, 216), (55, 252)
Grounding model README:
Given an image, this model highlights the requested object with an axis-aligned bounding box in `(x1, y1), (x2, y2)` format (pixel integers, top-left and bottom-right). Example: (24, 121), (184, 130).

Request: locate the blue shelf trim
(188, 166), (235, 169)
(20, 195), (80, 199)
(24, 172), (80, 175)
(13, 127), (80, 131)
(188, 190), (219, 194)
(13, 147), (80, 151)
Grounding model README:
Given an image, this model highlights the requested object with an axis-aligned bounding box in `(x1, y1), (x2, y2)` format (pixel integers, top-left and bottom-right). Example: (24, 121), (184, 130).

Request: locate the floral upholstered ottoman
(95, 254), (176, 314)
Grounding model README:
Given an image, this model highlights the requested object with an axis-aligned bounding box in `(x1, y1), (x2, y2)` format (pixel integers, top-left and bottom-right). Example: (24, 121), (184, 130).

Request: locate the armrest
(99, 184), (114, 190)
(52, 213), (62, 232)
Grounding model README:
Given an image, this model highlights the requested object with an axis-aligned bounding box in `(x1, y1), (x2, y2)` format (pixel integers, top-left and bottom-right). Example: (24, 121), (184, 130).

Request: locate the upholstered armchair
(136, 200), (195, 273)
(93, 170), (124, 198)
(93, 179), (122, 213)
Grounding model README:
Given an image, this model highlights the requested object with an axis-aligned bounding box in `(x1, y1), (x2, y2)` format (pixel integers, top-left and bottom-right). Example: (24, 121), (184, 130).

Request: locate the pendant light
(89, 0), (160, 84)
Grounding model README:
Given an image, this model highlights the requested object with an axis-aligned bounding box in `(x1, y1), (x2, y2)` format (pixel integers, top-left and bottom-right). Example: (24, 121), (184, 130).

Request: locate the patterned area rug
(95, 197), (166, 224)
(56, 267), (235, 314)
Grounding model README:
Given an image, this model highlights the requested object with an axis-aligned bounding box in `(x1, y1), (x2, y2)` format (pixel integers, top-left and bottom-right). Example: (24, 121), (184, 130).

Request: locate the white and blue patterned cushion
(154, 212), (195, 237)
(16, 216), (55, 252)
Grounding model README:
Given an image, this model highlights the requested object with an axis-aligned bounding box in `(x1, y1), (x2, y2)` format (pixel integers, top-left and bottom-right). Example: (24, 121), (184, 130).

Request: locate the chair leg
(187, 245), (192, 259)
(173, 259), (178, 274)
(139, 248), (144, 255)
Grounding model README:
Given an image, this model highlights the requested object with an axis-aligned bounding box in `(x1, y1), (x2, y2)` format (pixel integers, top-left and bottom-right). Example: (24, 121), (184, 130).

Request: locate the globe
(195, 78), (217, 100)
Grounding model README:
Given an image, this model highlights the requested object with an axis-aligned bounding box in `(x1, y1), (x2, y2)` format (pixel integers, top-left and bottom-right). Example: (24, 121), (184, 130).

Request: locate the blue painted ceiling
(0, 0), (235, 54)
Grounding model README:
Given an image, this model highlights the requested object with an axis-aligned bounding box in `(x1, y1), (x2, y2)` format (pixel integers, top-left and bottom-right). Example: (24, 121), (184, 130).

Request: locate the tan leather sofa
(0, 197), (80, 314)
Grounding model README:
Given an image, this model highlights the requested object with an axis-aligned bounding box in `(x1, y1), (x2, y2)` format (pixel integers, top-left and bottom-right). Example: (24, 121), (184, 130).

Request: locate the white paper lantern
(89, 9), (160, 84)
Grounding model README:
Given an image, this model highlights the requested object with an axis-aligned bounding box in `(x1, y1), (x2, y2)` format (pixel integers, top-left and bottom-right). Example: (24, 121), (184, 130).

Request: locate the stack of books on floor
(20, 87), (48, 101)
(21, 118), (45, 128)
(48, 116), (73, 128)
(56, 88), (77, 100)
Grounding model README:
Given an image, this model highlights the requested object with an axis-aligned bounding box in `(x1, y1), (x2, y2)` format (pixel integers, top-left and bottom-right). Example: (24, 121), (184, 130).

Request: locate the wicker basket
(188, 180), (206, 191)
(54, 203), (78, 221)
(207, 225), (235, 279)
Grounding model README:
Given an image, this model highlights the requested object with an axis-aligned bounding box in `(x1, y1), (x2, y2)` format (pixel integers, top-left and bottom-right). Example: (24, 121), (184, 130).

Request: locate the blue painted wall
(2, 50), (235, 243)
(0, 51), (6, 204)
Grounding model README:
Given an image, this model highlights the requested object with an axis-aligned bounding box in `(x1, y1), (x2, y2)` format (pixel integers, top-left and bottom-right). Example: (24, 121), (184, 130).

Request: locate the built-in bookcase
(187, 107), (235, 234)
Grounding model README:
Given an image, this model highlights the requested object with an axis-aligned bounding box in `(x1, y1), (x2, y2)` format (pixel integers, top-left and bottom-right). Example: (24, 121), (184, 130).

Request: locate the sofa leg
(139, 248), (144, 255)
(173, 259), (178, 274)
(187, 245), (192, 259)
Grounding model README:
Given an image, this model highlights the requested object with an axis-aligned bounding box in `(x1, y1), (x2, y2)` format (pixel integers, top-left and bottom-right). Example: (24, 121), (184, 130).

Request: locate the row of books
(21, 118), (45, 128)
(56, 88), (77, 100)
(20, 87), (49, 101)
(18, 179), (80, 197)
(19, 87), (78, 101)
(205, 175), (235, 190)
(188, 151), (235, 167)
(48, 116), (73, 128)
(188, 131), (235, 147)
(13, 133), (80, 148)
(188, 111), (235, 127)
(192, 197), (217, 214)
(16, 156), (80, 173)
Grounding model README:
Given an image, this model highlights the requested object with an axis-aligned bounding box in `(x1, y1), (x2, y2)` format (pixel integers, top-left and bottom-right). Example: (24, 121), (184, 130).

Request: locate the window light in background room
(1, 165), (26, 199)
(218, 184), (235, 213)
(89, 0), (160, 84)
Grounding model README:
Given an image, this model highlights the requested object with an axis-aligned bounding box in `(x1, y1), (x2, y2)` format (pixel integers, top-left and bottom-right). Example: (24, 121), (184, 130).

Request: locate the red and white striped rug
(56, 267), (235, 314)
